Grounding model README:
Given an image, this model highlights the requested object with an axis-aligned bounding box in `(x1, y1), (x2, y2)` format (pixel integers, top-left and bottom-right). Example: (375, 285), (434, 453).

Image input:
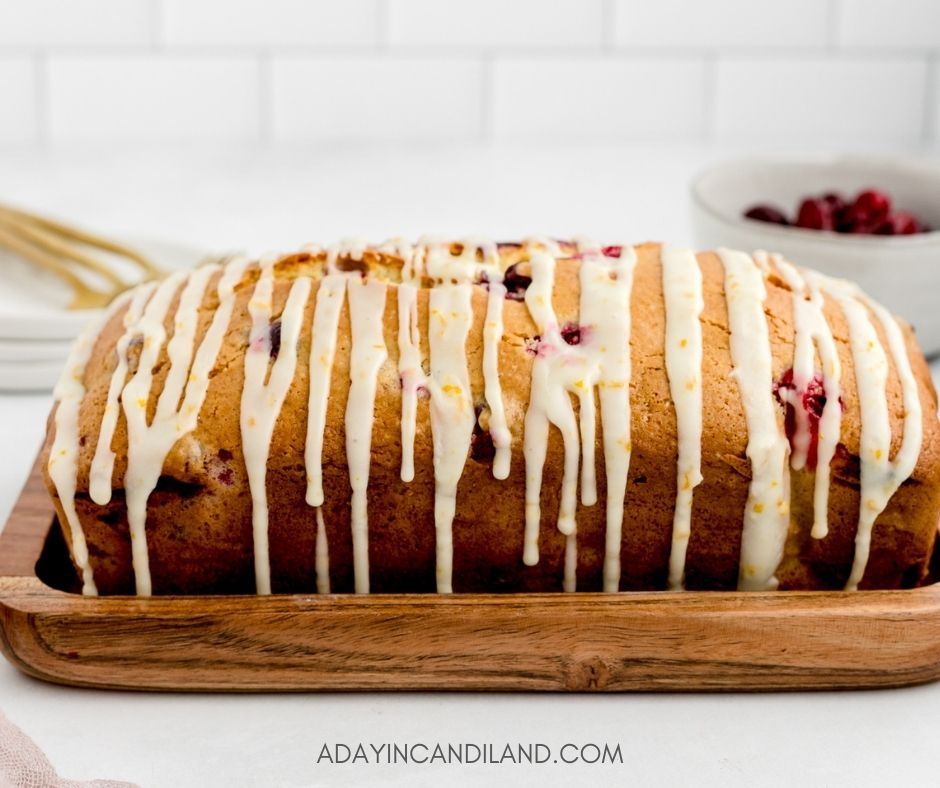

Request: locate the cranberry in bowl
(691, 155), (940, 355)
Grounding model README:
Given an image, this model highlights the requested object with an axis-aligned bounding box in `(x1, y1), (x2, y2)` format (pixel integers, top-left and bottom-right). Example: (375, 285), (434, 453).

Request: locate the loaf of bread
(42, 238), (940, 596)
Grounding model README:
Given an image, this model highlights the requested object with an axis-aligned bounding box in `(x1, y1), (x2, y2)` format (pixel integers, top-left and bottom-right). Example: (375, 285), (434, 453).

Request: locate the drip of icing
(481, 271), (512, 481)
(301, 271), (347, 595)
(344, 275), (388, 594)
(522, 238), (607, 592)
(88, 282), (158, 505)
(768, 253), (842, 540)
(121, 266), (217, 595)
(70, 237), (925, 600)
(394, 241), (426, 483)
(304, 275), (347, 506)
(315, 507), (331, 594)
(241, 256), (312, 595)
(108, 260), (251, 595)
(661, 244), (704, 591)
(806, 271), (923, 590)
(576, 240), (637, 593)
(522, 248), (582, 563)
(47, 292), (134, 596)
(423, 239), (493, 593)
(426, 281), (474, 593)
(717, 248), (791, 591)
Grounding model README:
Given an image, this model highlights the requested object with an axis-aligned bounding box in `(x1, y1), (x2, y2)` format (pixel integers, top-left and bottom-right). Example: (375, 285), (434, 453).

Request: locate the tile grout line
(924, 53), (937, 147)
(33, 52), (49, 147)
(826, 0), (841, 51)
(149, 0), (163, 50)
(479, 52), (493, 143)
(258, 52), (274, 146)
(701, 53), (717, 144)
(375, 0), (389, 49)
(601, 0), (616, 51)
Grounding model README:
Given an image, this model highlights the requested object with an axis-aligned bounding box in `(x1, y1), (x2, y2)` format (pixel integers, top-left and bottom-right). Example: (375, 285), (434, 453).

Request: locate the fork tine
(0, 213), (128, 290)
(0, 223), (116, 310)
(0, 203), (164, 281)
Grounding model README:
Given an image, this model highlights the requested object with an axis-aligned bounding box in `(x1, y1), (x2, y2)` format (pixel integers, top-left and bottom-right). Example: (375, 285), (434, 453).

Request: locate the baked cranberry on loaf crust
(42, 239), (940, 596)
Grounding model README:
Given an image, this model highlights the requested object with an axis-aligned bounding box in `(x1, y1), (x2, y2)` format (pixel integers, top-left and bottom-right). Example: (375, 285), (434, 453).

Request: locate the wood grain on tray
(4, 456), (940, 692)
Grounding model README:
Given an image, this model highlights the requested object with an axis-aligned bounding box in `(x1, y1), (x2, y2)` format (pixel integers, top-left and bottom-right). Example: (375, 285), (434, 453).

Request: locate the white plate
(0, 237), (209, 341)
(0, 336), (73, 362)
(0, 357), (69, 391)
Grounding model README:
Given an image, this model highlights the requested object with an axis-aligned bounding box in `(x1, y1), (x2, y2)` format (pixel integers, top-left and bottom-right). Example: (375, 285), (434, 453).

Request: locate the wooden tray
(3, 455), (940, 692)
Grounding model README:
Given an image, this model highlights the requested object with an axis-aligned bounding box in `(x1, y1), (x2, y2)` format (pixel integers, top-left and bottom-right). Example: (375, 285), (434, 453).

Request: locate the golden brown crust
(41, 242), (940, 594)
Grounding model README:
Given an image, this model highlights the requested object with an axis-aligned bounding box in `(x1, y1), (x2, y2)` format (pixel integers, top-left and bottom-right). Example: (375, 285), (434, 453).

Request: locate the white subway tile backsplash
(492, 58), (706, 141)
(838, 0), (940, 49)
(48, 56), (261, 141)
(0, 0), (936, 148)
(613, 0), (830, 48)
(387, 0), (605, 48)
(0, 59), (37, 142)
(272, 57), (482, 141)
(161, 0), (379, 47)
(715, 57), (927, 143)
(0, 0), (151, 47)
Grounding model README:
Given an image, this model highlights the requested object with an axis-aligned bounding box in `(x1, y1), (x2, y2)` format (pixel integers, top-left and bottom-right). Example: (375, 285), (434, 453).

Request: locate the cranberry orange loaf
(42, 238), (940, 596)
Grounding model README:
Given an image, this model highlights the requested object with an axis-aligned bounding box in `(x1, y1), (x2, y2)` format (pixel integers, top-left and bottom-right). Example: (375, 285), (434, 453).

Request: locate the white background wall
(0, 0), (938, 148)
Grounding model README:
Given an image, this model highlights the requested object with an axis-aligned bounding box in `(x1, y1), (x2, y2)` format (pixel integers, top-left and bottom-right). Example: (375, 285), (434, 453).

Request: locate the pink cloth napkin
(0, 711), (136, 788)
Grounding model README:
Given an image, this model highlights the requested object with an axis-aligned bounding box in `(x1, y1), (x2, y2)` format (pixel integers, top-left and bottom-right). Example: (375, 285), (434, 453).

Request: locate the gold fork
(0, 204), (164, 310)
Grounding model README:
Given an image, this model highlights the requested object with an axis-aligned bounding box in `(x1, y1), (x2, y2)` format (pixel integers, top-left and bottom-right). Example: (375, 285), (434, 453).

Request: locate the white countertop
(2, 143), (940, 788)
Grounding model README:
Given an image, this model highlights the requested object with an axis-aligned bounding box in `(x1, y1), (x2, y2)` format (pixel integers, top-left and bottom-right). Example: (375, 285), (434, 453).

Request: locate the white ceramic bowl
(691, 154), (940, 356)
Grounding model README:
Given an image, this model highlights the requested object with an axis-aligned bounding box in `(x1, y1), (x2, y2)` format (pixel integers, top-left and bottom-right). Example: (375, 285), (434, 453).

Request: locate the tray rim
(4, 454), (940, 693)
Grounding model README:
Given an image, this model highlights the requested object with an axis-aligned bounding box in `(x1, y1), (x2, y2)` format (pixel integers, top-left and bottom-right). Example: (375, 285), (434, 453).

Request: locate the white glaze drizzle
(301, 271), (346, 595)
(422, 239), (492, 593)
(393, 241), (426, 484)
(522, 243), (586, 580)
(805, 271), (923, 590)
(344, 274), (388, 594)
(304, 274), (346, 506)
(426, 281), (474, 593)
(481, 266), (512, 482)
(62, 238), (927, 598)
(87, 263), (257, 597)
(523, 238), (634, 592)
(241, 256), (312, 595)
(121, 266), (216, 595)
(88, 282), (158, 505)
(768, 253), (842, 540)
(717, 248), (791, 591)
(661, 244), (704, 591)
(576, 240), (636, 593)
(48, 292), (134, 596)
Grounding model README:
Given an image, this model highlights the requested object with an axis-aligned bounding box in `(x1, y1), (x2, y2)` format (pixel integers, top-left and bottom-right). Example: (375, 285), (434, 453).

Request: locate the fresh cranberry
(601, 245), (623, 258)
(822, 192), (847, 215)
(854, 189), (891, 222)
(560, 323), (582, 346)
(796, 198), (836, 231)
(876, 211), (920, 236)
(744, 204), (789, 225)
(269, 320), (282, 359)
(502, 264), (532, 301)
(773, 369), (844, 469)
(839, 204), (881, 234)
(218, 448), (233, 462)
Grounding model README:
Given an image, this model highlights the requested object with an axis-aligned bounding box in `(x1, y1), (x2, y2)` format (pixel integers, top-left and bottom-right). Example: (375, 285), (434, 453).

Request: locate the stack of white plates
(0, 239), (208, 392)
